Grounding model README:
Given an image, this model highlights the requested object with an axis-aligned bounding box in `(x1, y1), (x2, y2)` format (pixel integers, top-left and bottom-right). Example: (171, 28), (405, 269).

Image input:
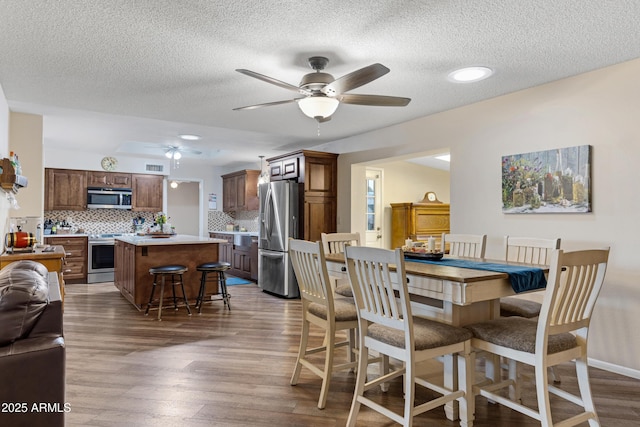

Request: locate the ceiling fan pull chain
(317, 121), (320, 137)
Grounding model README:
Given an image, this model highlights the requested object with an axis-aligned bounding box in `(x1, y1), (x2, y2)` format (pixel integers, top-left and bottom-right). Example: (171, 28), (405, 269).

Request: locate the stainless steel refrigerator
(258, 181), (303, 298)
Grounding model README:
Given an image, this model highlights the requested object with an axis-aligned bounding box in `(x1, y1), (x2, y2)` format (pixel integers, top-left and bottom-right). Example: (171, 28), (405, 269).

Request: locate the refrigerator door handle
(261, 251), (284, 258)
(263, 184), (273, 238)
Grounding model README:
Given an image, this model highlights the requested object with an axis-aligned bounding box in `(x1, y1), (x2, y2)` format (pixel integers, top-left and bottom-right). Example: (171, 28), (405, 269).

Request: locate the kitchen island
(114, 234), (228, 310)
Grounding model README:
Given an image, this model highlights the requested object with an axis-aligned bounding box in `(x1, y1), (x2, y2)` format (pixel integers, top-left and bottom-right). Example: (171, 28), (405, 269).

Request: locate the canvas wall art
(502, 145), (591, 213)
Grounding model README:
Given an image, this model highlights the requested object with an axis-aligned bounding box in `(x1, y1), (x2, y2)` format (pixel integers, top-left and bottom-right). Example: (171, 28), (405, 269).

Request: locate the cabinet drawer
(209, 233), (234, 243)
(62, 259), (87, 278)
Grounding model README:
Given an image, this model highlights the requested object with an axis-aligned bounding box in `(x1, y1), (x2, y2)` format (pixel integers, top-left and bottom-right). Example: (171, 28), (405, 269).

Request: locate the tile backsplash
(44, 209), (260, 235)
(207, 210), (259, 232)
(45, 210), (155, 234)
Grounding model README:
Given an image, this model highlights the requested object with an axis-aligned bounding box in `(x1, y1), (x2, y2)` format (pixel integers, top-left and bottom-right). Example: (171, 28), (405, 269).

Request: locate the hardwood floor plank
(60, 282), (640, 426)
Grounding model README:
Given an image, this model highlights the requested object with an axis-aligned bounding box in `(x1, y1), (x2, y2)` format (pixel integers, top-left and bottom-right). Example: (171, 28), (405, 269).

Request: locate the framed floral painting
(502, 145), (592, 213)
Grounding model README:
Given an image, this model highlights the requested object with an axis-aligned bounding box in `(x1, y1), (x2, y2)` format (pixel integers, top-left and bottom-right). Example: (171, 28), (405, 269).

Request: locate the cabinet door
(132, 174), (163, 211)
(235, 174), (247, 209)
(304, 156), (337, 197)
(45, 168), (87, 210)
(304, 196), (336, 242)
(87, 171), (132, 188)
(219, 242), (233, 264)
(222, 176), (238, 211)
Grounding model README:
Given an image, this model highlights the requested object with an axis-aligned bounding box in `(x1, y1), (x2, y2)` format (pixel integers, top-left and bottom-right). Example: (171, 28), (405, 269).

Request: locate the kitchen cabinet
(209, 232), (257, 281)
(114, 239), (135, 301)
(267, 150), (338, 242)
(44, 236), (88, 283)
(87, 171), (132, 188)
(390, 202), (450, 249)
(131, 174), (163, 212)
(45, 168), (87, 210)
(221, 169), (260, 212)
(209, 232), (233, 264)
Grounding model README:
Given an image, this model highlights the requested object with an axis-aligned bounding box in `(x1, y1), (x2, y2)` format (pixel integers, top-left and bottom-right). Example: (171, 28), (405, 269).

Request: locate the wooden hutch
(390, 192), (450, 249)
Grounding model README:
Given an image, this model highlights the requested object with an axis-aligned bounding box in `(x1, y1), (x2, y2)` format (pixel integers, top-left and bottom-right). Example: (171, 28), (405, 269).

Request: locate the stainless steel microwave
(87, 187), (133, 209)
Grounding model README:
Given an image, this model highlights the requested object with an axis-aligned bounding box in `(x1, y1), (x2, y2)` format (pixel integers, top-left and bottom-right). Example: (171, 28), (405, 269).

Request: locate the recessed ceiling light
(447, 66), (493, 83)
(179, 134), (200, 141)
(435, 154), (451, 162)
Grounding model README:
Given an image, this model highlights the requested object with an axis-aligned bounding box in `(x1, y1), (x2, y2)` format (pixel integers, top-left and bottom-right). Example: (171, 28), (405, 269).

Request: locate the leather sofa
(0, 260), (65, 427)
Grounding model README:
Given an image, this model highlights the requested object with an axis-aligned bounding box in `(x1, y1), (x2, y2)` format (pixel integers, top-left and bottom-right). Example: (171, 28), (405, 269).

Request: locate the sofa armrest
(28, 273), (63, 338)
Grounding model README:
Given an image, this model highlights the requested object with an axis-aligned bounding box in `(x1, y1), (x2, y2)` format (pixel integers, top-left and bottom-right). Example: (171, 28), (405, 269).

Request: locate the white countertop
(116, 234), (228, 246)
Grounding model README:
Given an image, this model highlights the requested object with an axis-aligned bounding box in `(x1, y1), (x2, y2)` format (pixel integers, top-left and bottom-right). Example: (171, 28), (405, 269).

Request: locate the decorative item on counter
(4, 227), (37, 253)
(427, 236), (436, 251)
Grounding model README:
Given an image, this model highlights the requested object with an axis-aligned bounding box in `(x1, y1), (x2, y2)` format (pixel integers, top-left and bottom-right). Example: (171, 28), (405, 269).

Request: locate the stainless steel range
(87, 233), (124, 283)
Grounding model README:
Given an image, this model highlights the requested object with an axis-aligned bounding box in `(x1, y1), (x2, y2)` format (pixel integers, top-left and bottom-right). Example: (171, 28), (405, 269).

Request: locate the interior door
(365, 168), (383, 247)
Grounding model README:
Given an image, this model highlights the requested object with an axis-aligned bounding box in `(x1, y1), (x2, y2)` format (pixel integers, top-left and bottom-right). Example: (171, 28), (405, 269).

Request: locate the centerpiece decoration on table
(402, 236), (444, 261)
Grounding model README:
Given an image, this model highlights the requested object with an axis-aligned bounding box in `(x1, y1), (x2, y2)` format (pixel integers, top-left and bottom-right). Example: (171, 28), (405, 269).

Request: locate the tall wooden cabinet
(221, 170), (260, 212)
(390, 202), (450, 249)
(267, 150), (338, 242)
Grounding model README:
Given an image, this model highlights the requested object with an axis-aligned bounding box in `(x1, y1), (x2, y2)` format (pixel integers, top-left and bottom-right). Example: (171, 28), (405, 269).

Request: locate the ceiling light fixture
(179, 134), (200, 141)
(297, 96), (339, 120)
(257, 155), (269, 185)
(170, 181), (179, 189)
(165, 148), (182, 160)
(448, 66), (493, 83)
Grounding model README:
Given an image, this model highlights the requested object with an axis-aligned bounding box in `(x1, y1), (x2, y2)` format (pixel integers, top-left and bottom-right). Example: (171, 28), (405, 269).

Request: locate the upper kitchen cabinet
(267, 150), (338, 242)
(45, 168), (87, 210)
(131, 174), (163, 212)
(221, 170), (260, 212)
(87, 171), (132, 188)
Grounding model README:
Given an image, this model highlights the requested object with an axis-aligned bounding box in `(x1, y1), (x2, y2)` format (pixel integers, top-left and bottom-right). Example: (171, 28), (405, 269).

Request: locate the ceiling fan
(233, 56), (411, 122)
(161, 145), (202, 160)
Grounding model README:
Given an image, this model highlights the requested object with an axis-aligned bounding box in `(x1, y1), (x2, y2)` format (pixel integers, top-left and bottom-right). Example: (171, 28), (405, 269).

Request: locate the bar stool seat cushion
(149, 265), (187, 274)
(197, 262), (231, 271)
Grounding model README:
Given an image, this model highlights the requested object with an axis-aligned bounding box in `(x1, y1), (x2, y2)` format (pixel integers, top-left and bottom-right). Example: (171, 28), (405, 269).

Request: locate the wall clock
(419, 191), (442, 204)
(101, 156), (118, 171)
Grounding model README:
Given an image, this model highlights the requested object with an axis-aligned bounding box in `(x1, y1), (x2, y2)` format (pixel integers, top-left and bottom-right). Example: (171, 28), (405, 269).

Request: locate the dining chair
(288, 239), (359, 409)
(441, 233), (487, 258)
(344, 246), (474, 427)
(500, 236), (562, 388)
(320, 232), (361, 298)
(466, 248), (610, 427)
(500, 236), (561, 318)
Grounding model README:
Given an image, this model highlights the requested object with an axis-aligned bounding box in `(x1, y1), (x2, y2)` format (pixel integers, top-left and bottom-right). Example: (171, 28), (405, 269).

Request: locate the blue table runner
(405, 257), (547, 293)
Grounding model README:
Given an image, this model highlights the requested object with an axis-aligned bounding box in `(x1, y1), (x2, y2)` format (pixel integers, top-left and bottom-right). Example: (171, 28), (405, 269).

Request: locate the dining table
(324, 251), (549, 422)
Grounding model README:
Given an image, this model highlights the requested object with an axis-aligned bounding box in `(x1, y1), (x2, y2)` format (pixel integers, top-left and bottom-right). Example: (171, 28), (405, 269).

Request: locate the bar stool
(195, 262), (231, 313)
(145, 265), (191, 321)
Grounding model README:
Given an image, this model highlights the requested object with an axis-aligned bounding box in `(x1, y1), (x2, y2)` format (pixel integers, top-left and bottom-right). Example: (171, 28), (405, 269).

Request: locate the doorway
(365, 168), (383, 247)
(166, 180), (202, 236)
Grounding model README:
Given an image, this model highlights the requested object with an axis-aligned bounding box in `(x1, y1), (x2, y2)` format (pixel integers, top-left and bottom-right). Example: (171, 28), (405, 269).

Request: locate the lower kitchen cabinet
(44, 236), (88, 283)
(209, 232), (258, 281)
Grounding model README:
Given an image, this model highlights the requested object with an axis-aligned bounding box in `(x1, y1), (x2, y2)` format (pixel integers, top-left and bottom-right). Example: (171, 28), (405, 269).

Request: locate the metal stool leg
(145, 275), (157, 316)
(157, 274), (166, 321)
(179, 273), (192, 315)
(171, 274), (179, 310)
(219, 271), (231, 310)
(197, 271), (207, 314)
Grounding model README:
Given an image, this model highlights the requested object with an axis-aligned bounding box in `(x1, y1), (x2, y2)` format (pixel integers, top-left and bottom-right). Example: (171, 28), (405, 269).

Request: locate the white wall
(0, 85), (11, 250)
(9, 112), (43, 216)
(324, 58), (640, 377)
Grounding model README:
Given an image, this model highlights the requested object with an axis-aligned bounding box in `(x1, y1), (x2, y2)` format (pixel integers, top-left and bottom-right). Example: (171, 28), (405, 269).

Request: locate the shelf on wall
(0, 158), (28, 193)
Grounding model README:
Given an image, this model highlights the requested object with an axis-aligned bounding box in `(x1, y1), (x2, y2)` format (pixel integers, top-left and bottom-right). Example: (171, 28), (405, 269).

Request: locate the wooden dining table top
(324, 252), (549, 284)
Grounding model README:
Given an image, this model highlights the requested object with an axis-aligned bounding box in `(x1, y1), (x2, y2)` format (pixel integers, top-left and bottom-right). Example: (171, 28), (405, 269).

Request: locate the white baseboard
(589, 357), (640, 380)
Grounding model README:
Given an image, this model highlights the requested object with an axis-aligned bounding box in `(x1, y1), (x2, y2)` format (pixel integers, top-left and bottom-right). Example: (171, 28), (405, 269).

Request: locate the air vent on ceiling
(145, 164), (164, 172)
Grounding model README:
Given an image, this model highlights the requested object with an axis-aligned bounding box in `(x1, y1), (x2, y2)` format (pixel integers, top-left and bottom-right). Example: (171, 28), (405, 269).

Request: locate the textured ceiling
(2, 1), (640, 168)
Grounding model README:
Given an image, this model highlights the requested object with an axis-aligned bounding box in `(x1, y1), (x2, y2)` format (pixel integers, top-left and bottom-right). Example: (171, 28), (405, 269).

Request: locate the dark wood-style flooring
(63, 282), (640, 426)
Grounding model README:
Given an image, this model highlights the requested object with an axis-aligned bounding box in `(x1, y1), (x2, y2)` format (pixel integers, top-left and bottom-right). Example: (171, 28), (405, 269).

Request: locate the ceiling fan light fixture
(165, 150), (173, 159)
(172, 150), (182, 160)
(448, 66), (493, 83)
(298, 96), (339, 119)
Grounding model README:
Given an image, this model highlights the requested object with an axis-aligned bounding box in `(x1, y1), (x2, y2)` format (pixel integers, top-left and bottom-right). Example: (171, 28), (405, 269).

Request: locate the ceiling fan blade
(233, 98), (301, 111)
(236, 69), (312, 95)
(338, 94), (411, 107)
(321, 63), (390, 96)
